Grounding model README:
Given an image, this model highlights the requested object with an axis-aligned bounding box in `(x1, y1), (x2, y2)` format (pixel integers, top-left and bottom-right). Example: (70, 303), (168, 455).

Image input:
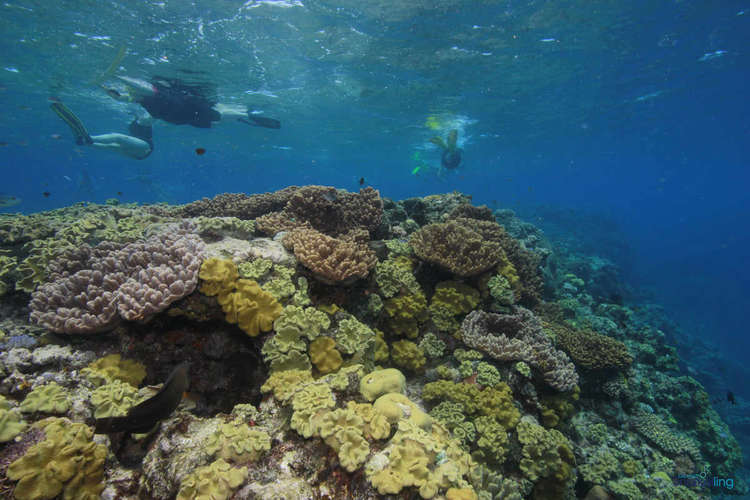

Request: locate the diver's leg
(50, 102), (94, 145)
(90, 133), (151, 160)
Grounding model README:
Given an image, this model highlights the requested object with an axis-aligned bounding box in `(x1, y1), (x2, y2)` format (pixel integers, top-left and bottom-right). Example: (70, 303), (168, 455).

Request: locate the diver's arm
(89, 133), (151, 160)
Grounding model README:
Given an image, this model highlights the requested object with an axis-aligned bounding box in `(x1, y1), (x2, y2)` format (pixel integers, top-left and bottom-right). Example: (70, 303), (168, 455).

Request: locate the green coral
(90, 379), (143, 419)
(391, 339), (427, 372)
(237, 258), (273, 280)
(458, 360), (475, 379)
(419, 332), (446, 358)
(0, 396), (26, 442)
(82, 354), (147, 387)
(375, 255), (421, 298)
(516, 417), (576, 498)
(374, 329), (390, 362)
(274, 305), (330, 340)
(365, 410), (475, 499)
(205, 419), (271, 463)
(429, 281), (480, 333)
(261, 369), (314, 402)
(176, 459), (248, 500)
(289, 382), (336, 438)
(314, 407), (372, 472)
(430, 401), (466, 428)
(264, 276), (296, 300)
(473, 416), (510, 465)
(487, 274), (515, 308)
(20, 382), (71, 414)
(384, 291), (428, 338)
(454, 349), (484, 362)
(514, 361), (531, 378)
(475, 362), (501, 387)
(262, 305), (331, 372)
(422, 380), (519, 429)
(7, 417), (107, 500)
(335, 316), (375, 355)
(579, 448), (620, 484)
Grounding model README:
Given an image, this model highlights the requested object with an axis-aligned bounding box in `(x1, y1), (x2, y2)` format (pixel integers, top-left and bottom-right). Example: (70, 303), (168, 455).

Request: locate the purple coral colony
(0, 186), (744, 499)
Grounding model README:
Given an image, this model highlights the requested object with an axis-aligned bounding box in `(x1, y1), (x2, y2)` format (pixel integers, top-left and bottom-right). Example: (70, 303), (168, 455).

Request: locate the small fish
(0, 194), (21, 207)
(0, 141), (7, 146)
(698, 50), (727, 62)
(50, 134), (62, 140)
(195, 148), (206, 155)
(411, 166), (421, 175)
(42, 191), (51, 198)
(63, 175), (72, 182)
(95, 362), (190, 434)
(727, 391), (736, 405)
(117, 191), (123, 196)
(359, 177), (365, 186)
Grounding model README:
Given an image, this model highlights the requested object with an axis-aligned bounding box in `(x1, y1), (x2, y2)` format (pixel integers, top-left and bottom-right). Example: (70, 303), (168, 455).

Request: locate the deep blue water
(0, 0), (748, 384)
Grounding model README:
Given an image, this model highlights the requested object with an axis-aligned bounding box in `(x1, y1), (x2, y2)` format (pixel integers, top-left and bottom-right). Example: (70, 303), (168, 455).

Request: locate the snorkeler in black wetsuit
(139, 79), (221, 128)
(105, 75), (281, 129)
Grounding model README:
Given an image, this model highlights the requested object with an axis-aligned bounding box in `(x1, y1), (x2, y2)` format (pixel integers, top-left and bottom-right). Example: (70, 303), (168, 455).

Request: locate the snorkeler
(430, 129), (463, 170)
(50, 101), (154, 160)
(104, 75), (281, 130)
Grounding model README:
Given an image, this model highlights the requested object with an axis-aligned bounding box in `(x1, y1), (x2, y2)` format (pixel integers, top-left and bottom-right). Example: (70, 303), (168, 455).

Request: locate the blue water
(1, 0), (748, 394)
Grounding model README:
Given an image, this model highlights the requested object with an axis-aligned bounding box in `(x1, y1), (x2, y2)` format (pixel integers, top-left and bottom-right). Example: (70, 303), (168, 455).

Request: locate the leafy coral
(20, 382), (71, 414)
(7, 417), (107, 500)
(176, 459), (248, 500)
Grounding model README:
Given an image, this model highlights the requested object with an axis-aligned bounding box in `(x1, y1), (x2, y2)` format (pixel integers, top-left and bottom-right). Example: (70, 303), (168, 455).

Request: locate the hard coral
(410, 221), (502, 277)
(461, 308), (579, 392)
(547, 321), (633, 370)
(283, 227), (377, 284)
(29, 224), (204, 334)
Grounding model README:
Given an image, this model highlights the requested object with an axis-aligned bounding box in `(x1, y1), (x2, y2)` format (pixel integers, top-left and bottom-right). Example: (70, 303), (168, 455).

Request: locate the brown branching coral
(545, 321), (633, 370)
(409, 220), (502, 277)
(257, 186), (383, 237)
(450, 217), (544, 306)
(149, 187), (300, 219)
(448, 203), (496, 221)
(282, 228), (377, 285)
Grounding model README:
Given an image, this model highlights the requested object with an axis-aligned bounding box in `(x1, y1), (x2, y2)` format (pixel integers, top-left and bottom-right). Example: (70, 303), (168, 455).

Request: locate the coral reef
(0, 187), (744, 500)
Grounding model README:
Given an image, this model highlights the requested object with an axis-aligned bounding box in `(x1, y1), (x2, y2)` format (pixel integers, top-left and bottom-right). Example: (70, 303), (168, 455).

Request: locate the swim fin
(429, 136), (448, 150)
(447, 129), (458, 150)
(50, 102), (93, 145)
(239, 114), (281, 129)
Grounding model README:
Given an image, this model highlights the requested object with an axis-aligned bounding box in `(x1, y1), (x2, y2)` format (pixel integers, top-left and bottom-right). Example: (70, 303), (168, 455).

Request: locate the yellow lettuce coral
(218, 279), (282, 336)
(177, 459), (248, 500)
(82, 354), (147, 388)
(309, 337), (343, 374)
(7, 417), (107, 500)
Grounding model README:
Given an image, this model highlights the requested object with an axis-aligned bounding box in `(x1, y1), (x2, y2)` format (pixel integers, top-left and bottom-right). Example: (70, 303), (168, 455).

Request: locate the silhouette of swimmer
(430, 129), (463, 170)
(106, 76), (281, 130)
